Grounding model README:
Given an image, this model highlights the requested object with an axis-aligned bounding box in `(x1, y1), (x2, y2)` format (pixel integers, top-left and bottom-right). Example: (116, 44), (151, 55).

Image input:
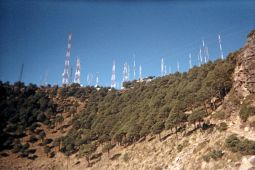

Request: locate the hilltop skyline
(0, 0), (255, 87)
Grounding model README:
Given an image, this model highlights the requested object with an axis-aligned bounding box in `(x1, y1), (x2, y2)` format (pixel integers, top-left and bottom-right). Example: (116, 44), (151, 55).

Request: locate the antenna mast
(111, 60), (116, 88)
(62, 33), (72, 86)
(133, 55), (136, 79)
(161, 58), (164, 76)
(139, 65), (142, 81)
(177, 60), (180, 72)
(95, 72), (99, 87)
(189, 53), (192, 69)
(199, 46), (203, 64)
(218, 34), (224, 59)
(74, 57), (81, 84)
(19, 63), (24, 82)
(202, 39), (207, 63)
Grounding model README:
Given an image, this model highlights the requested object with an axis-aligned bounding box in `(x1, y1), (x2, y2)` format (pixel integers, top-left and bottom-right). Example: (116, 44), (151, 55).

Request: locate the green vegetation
(202, 150), (224, 162)
(217, 122), (228, 132)
(59, 54), (235, 155)
(239, 104), (255, 122)
(225, 134), (255, 155)
(0, 52), (237, 158)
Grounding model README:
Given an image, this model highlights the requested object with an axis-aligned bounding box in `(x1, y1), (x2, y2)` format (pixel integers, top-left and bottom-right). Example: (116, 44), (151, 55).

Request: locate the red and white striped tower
(111, 60), (116, 88)
(74, 57), (80, 84)
(62, 33), (72, 85)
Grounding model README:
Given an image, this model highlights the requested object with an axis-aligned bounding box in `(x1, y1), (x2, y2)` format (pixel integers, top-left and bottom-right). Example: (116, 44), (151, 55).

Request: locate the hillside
(0, 30), (255, 170)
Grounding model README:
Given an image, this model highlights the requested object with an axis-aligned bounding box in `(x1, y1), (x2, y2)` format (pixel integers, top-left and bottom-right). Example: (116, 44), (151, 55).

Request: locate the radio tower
(199, 46), (203, 64)
(19, 63), (24, 82)
(218, 34), (224, 59)
(161, 58), (164, 76)
(139, 65), (142, 81)
(74, 57), (80, 84)
(133, 55), (136, 79)
(95, 72), (99, 87)
(189, 53), (192, 69)
(62, 33), (72, 86)
(177, 60), (180, 72)
(111, 60), (116, 88)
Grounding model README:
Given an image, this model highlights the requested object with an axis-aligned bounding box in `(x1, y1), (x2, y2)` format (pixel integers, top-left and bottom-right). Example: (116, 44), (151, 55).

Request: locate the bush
(225, 134), (255, 155)
(217, 122), (228, 132)
(177, 144), (183, 152)
(123, 153), (130, 162)
(29, 135), (38, 143)
(43, 138), (53, 145)
(202, 150), (224, 162)
(239, 105), (255, 122)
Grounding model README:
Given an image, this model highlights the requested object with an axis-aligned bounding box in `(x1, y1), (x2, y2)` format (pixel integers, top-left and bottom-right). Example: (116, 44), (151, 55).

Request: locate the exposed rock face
(239, 156), (255, 170)
(233, 30), (255, 100)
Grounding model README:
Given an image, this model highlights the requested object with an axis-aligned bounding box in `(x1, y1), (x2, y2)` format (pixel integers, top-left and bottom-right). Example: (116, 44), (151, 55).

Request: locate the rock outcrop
(233, 30), (255, 100)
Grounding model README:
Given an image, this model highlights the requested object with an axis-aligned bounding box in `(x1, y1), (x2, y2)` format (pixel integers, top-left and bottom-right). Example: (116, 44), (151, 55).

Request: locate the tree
(44, 145), (51, 157)
(79, 143), (97, 166)
(188, 111), (205, 129)
(55, 114), (64, 128)
(53, 138), (61, 151)
(38, 131), (46, 142)
(69, 106), (76, 117)
(151, 121), (164, 141)
(102, 142), (114, 158)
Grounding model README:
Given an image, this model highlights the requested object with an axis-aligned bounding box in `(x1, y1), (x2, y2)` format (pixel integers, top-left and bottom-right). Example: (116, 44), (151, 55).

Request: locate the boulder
(239, 157), (255, 170)
(249, 156), (255, 165)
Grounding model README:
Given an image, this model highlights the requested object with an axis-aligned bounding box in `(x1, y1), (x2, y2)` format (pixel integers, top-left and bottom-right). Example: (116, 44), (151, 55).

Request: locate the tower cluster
(60, 33), (224, 88)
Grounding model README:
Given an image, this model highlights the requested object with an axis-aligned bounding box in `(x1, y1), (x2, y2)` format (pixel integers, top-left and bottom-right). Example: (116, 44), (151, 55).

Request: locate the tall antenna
(177, 60), (180, 72)
(202, 39), (207, 63)
(128, 64), (130, 81)
(74, 57), (81, 84)
(87, 73), (93, 86)
(218, 34), (224, 59)
(139, 65), (142, 81)
(95, 72), (99, 87)
(161, 58), (164, 76)
(19, 63), (24, 82)
(133, 55), (136, 79)
(123, 62), (128, 82)
(199, 46), (203, 64)
(164, 65), (167, 75)
(189, 53), (192, 69)
(62, 33), (72, 86)
(70, 67), (73, 83)
(111, 60), (116, 88)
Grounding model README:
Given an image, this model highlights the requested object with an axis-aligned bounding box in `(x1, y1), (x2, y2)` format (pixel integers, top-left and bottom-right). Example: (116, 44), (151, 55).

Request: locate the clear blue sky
(0, 0), (254, 87)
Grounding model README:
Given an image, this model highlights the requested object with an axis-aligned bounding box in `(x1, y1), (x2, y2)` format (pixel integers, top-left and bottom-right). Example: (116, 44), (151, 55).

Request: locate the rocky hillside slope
(0, 30), (254, 170)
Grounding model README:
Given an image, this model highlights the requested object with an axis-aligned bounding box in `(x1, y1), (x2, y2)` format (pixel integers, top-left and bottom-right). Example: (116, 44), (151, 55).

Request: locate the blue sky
(0, 0), (254, 87)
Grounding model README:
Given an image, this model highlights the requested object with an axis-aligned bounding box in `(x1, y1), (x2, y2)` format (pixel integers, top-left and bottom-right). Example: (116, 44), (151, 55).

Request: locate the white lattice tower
(139, 65), (142, 81)
(218, 34), (224, 59)
(161, 58), (164, 76)
(189, 53), (192, 69)
(62, 33), (72, 85)
(111, 60), (116, 88)
(74, 57), (80, 84)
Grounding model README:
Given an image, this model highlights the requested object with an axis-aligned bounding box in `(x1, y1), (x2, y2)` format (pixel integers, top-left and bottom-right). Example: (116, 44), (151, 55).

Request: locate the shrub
(202, 150), (224, 162)
(217, 122), (228, 132)
(43, 138), (53, 145)
(177, 144), (183, 152)
(225, 134), (255, 155)
(29, 135), (38, 144)
(123, 153), (130, 162)
(239, 105), (255, 122)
